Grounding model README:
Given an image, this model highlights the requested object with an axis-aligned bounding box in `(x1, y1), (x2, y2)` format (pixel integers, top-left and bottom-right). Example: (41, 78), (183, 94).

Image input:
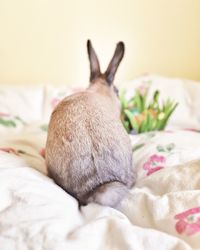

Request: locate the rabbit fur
(45, 40), (136, 208)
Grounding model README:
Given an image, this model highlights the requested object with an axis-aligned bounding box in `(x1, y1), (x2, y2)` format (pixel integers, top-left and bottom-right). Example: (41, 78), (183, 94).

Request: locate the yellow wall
(0, 0), (200, 86)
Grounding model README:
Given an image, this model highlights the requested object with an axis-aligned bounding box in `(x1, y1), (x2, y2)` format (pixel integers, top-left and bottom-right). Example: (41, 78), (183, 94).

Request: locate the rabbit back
(45, 91), (135, 205)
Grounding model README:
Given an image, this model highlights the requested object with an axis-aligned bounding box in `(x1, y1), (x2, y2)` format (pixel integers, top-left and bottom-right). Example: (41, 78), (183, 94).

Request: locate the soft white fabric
(1, 128), (200, 250)
(0, 85), (45, 122)
(0, 75), (200, 250)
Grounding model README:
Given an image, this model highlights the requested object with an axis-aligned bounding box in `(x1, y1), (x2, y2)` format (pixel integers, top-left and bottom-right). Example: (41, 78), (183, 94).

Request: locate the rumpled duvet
(0, 75), (200, 250)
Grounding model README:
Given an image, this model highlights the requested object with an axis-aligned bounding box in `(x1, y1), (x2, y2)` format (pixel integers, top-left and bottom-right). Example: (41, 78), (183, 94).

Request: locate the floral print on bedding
(0, 112), (26, 129)
(131, 130), (200, 179)
(175, 207), (200, 236)
(0, 80), (200, 249)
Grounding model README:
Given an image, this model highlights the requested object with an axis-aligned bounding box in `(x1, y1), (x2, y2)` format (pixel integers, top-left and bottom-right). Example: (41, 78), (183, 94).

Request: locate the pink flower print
(0, 112), (9, 117)
(175, 219), (187, 234)
(150, 154), (165, 163)
(0, 147), (19, 155)
(183, 128), (200, 133)
(175, 207), (200, 236)
(40, 148), (45, 158)
(143, 154), (165, 176)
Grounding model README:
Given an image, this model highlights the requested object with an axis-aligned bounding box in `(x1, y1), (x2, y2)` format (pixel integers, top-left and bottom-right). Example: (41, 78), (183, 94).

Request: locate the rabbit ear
(87, 40), (101, 82)
(105, 42), (125, 85)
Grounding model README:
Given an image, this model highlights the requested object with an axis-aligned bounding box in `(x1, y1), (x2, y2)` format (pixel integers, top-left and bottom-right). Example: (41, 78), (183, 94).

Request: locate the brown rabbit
(45, 40), (136, 208)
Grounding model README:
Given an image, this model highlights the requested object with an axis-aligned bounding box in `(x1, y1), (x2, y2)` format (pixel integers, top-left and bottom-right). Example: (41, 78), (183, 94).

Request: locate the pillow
(0, 74), (199, 130)
(0, 85), (44, 123)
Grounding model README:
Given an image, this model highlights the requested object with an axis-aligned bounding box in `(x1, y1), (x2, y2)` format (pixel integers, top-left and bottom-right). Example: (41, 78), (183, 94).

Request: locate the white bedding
(0, 75), (200, 250)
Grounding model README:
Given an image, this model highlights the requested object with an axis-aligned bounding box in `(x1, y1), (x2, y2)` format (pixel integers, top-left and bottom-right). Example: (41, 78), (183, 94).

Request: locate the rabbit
(45, 40), (136, 208)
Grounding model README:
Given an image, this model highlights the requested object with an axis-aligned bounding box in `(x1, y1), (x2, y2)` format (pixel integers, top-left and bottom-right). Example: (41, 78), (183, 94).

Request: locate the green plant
(120, 85), (178, 134)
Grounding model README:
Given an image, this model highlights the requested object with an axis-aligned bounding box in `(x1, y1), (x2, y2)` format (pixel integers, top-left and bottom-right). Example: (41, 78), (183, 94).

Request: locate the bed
(0, 75), (200, 250)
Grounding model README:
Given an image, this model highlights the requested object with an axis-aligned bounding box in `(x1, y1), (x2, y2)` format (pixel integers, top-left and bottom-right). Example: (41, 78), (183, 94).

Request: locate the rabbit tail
(86, 181), (129, 208)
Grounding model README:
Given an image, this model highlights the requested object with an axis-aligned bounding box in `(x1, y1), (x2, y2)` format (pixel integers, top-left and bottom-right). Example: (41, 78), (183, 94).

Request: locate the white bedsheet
(0, 75), (200, 250)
